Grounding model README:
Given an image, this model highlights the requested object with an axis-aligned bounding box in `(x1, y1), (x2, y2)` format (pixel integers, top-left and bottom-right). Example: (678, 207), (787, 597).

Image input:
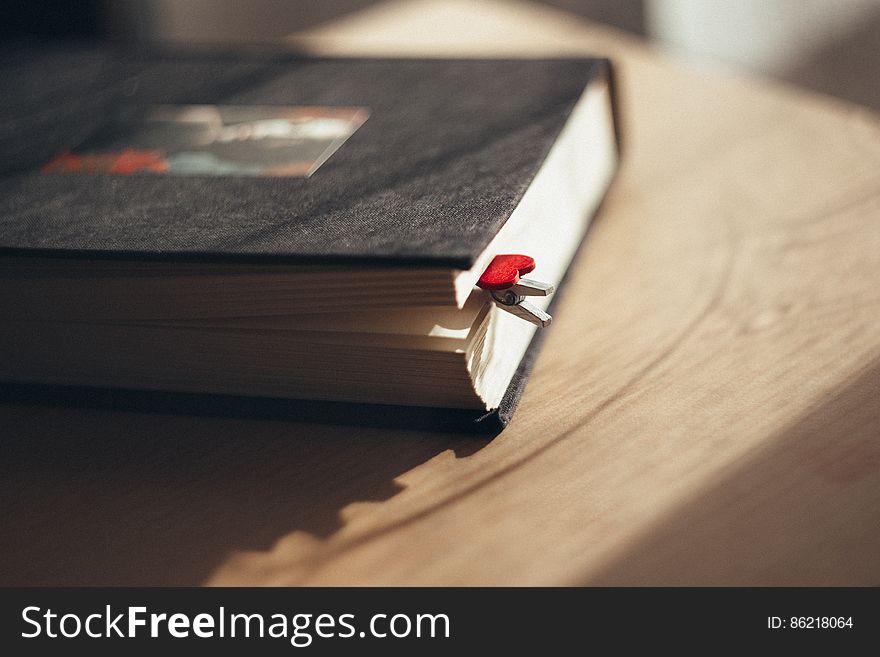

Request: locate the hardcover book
(0, 46), (620, 431)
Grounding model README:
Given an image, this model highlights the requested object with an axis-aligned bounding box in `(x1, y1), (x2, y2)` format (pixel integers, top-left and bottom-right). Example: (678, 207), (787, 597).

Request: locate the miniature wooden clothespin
(477, 254), (555, 327)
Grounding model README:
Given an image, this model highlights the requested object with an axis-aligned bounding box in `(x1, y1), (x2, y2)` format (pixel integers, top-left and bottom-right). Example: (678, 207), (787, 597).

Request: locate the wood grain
(1, 0), (879, 586)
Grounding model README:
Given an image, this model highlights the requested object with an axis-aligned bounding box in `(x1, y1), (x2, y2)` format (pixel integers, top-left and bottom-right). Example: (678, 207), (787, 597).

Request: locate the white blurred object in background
(645, 0), (880, 75)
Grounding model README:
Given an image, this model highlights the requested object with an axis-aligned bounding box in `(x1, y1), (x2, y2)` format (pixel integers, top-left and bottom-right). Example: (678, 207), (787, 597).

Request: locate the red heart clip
(477, 254), (536, 291)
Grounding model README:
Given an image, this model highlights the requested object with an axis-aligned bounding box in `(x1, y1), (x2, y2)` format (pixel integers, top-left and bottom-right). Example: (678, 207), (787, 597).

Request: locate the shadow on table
(0, 402), (487, 586)
(583, 356), (880, 585)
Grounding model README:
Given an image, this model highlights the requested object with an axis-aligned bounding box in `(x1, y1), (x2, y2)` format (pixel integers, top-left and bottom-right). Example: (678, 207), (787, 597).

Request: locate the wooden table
(2, 0), (879, 586)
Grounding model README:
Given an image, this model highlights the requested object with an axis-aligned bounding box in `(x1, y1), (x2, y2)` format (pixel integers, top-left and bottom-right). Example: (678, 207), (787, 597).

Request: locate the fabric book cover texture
(1, 47), (612, 266)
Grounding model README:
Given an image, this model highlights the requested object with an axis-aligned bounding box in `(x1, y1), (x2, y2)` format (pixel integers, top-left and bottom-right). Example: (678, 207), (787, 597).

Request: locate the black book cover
(0, 46), (613, 266)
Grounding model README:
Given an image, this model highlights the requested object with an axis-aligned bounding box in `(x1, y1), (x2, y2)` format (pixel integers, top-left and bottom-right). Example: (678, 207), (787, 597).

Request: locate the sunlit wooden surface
(2, 0), (879, 586)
